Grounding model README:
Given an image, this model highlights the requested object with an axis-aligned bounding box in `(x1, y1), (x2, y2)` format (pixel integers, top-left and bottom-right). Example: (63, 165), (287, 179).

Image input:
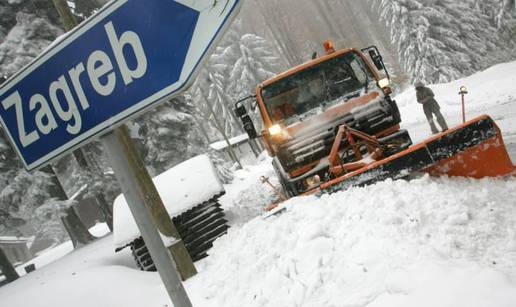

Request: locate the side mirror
(241, 115), (258, 139)
(368, 50), (384, 71)
(235, 101), (247, 117)
(234, 101), (258, 139)
(362, 46), (391, 80)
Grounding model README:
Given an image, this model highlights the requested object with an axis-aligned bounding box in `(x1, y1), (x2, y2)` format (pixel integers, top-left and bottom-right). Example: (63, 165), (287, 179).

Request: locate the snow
(210, 133), (249, 151)
(15, 241), (74, 275)
(6, 223), (109, 278)
(196, 175), (516, 307)
(113, 155), (224, 248)
(2, 174), (516, 307)
(218, 153), (278, 226)
(89, 223), (111, 238)
(2, 62), (516, 307)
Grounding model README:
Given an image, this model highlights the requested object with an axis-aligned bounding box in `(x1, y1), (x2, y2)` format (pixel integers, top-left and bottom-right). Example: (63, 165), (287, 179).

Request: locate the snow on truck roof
(113, 155), (224, 247)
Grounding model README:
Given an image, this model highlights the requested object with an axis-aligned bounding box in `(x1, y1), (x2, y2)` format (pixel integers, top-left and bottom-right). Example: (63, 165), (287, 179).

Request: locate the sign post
(0, 0), (243, 305)
(101, 126), (193, 306)
(459, 85), (468, 123)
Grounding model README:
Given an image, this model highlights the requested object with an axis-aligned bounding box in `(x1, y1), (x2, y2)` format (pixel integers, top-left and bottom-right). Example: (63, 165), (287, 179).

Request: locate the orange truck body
(236, 43), (515, 200)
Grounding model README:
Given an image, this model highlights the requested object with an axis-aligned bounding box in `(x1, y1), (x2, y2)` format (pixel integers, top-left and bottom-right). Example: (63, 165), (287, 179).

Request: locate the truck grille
(278, 101), (395, 172)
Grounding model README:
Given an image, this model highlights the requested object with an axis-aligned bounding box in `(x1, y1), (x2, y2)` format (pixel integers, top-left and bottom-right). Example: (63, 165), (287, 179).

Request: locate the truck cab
(236, 43), (411, 196)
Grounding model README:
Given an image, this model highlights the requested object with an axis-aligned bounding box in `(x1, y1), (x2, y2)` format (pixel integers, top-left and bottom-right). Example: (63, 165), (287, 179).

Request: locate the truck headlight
(268, 124), (282, 136)
(378, 78), (390, 88)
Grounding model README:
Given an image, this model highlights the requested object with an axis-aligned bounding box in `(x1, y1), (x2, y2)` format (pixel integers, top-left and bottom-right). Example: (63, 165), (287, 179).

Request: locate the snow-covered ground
(1, 62), (516, 307)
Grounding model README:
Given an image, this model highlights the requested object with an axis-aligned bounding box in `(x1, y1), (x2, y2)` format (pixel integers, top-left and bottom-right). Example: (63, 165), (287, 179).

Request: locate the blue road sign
(0, 0), (242, 171)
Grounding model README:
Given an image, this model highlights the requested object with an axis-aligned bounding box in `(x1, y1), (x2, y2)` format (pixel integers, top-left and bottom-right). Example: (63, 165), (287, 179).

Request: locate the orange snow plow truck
(235, 41), (516, 198)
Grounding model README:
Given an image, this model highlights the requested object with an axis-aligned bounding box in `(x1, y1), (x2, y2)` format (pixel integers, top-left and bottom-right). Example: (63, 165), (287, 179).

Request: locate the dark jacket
(416, 86), (438, 106)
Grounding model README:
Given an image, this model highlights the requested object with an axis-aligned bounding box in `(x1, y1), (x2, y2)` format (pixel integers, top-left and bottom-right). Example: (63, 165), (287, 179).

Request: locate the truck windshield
(261, 51), (374, 125)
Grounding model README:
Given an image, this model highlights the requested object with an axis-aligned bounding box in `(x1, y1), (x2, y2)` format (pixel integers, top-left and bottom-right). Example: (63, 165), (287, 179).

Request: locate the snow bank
(2, 170), (516, 307)
(219, 153), (278, 226)
(196, 175), (516, 307)
(89, 222), (111, 238)
(15, 241), (74, 276)
(113, 155), (224, 247)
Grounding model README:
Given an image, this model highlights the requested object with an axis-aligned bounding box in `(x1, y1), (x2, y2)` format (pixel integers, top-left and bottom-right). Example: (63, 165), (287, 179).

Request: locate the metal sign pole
(101, 126), (193, 307)
(459, 86), (468, 124)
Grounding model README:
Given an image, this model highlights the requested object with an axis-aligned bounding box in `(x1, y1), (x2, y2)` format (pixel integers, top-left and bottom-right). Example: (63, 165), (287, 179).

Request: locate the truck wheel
(388, 98), (402, 123)
(278, 172), (296, 198)
(131, 199), (229, 271)
(272, 160), (299, 198)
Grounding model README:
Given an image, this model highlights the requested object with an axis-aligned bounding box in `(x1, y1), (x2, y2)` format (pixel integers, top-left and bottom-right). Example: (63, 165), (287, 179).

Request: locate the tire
(388, 97), (402, 124)
(132, 198), (229, 271)
(272, 159), (299, 197)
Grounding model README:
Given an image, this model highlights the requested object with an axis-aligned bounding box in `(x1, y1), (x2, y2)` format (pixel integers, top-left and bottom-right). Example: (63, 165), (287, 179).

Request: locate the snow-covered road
(1, 62), (516, 307)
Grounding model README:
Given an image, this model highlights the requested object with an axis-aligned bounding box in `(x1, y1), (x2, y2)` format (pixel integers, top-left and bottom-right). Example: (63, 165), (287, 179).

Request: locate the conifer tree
(131, 96), (207, 175)
(373, 0), (516, 83)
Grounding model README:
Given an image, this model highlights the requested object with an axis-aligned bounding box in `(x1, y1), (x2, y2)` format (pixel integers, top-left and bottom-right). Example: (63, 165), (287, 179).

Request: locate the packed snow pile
(219, 153), (278, 226)
(197, 175), (516, 307)
(113, 155), (224, 247)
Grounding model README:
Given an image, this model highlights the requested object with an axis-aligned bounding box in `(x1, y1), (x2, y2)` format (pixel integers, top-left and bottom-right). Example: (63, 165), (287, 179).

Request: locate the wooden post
(459, 86), (468, 124)
(101, 125), (197, 281)
(52, 0), (78, 30)
(461, 94), (466, 124)
(0, 247), (19, 283)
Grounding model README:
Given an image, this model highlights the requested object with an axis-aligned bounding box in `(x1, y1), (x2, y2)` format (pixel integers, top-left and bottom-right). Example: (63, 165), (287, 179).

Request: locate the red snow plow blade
(423, 118), (515, 178)
(316, 115), (515, 195)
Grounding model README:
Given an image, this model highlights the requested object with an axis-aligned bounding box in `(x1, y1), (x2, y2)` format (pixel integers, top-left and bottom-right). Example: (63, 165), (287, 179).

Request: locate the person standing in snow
(415, 81), (448, 134)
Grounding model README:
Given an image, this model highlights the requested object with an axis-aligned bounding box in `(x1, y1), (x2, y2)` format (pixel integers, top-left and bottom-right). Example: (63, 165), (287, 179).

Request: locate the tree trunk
(0, 247), (19, 283)
(60, 206), (95, 248)
(41, 165), (95, 248)
(73, 149), (113, 232)
(51, 0), (77, 30)
(93, 193), (113, 232)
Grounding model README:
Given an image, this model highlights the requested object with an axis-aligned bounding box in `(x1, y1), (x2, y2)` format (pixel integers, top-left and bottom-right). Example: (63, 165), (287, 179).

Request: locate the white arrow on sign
(166, 0), (242, 93)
